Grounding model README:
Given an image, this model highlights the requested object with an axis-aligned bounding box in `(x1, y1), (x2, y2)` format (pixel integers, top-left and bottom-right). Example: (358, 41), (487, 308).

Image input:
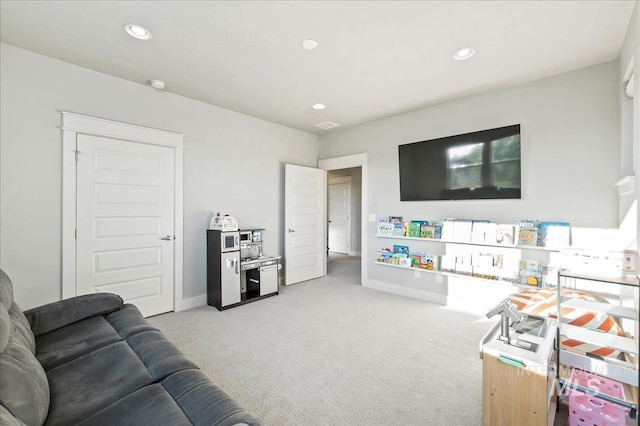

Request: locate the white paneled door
(284, 164), (327, 285)
(328, 180), (351, 254)
(76, 134), (175, 317)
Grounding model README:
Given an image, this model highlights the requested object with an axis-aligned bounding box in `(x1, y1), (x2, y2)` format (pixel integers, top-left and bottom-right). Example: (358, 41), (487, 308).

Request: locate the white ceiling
(0, 1), (635, 135)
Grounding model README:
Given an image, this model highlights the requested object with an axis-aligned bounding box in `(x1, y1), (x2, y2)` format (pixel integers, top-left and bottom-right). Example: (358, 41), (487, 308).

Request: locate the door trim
(317, 153), (367, 286)
(328, 176), (352, 254)
(61, 112), (185, 311)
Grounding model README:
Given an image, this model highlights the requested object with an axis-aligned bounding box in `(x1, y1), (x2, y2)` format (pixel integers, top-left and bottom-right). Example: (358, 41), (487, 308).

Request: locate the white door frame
(328, 176), (352, 254)
(318, 153), (367, 286)
(60, 112), (186, 311)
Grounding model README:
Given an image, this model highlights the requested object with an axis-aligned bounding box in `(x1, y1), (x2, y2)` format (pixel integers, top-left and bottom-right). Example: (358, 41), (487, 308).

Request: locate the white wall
(318, 61), (621, 304)
(0, 43), (318, 309)
(328, 167), (362, 253)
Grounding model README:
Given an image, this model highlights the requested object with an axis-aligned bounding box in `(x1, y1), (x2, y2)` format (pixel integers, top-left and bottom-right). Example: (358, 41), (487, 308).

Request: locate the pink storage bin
(568, 368), (626, 426)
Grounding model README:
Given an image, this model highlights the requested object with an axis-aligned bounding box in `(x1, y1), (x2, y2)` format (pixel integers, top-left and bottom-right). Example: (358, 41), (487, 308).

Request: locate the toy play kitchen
(207, 213), (281, 310)
(480, 298), (557, 426)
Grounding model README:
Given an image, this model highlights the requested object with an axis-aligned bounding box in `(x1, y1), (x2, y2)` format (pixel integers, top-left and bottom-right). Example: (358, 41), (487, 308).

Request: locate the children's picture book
(439, 255), (456, 272)
(452, 219), (473, 242)
(376, 222), (394, 236)
(376, 249), (393, 263)
(539, 221), (570, 248)
(441, 218), (456, 241)
(393, 245), (410, 256)
(410, 250), (426, 268)
(496, 224), (515, 245)
(431, 222), (442, 239)
(541, 264), (559, 287)
(519, 270), (542, 287)
(408, 220), (427, 237)
(399, 257), (413, 268)
(470, 220), (491, 243)
(419, 254), (440, 270)
(519, 259), (542, 287)
(392, 221), (406, 237)
(420, 224), (435, 238)
(514, 218), (540, 247)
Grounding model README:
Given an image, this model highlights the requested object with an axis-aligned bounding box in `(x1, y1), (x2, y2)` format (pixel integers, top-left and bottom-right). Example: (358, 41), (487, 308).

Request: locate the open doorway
(327, 167), (362, 282)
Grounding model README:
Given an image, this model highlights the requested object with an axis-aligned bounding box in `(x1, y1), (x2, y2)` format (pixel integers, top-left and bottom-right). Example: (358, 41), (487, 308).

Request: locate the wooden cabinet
(481, 314), (557, 426)
(482, 352), (554, 426)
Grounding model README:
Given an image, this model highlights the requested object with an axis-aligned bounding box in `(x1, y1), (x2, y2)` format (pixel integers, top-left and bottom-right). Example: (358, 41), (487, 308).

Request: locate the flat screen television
(398, 124), (521, 201)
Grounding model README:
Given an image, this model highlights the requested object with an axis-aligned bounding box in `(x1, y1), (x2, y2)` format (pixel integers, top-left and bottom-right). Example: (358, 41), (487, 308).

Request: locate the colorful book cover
(514, 218), (540, 246)
(516, 226), (538, 246)
(408, 220), (427, 237)
(431, 223), (442, 239)
(420, 224), (435, 239)
(418, 254), (439, 270)
(519, 270), (542, 287)
(377, 249), (393, 263)
(410, 251), (426, 267)
(539, 221), (570, 248)
(393, 245), (410, 256)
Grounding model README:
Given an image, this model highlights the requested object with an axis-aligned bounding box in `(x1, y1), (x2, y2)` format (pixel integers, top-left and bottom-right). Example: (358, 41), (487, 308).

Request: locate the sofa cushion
(8, 302), (36, 355)
(0, 303), (9, 354)
(0, 405), (27, 426)
(162, 369), (262, 426)
(35, 316), (122, 371)
(0, 269), (13, 310)
(127, 330), (198, 380)
(45, 341), (153, 426)
(25, 293), (124, 337)
(0, 334), (50, 426)
(105, 303), (158, 339)
(76, 384), (193, 426)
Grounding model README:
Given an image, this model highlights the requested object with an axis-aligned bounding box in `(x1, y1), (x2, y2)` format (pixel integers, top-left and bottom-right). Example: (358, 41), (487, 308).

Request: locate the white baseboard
(364, 278), (447, 305)
(176, 294), (207, 312)
(348, 250), (361, 256)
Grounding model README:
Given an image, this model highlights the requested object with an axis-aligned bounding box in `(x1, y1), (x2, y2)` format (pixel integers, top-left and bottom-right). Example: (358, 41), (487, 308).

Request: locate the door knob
(287, 229), (295, 233)
(160, 235), (173, 241)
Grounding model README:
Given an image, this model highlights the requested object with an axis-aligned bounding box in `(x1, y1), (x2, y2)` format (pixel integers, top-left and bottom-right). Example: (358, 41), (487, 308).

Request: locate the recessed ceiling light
(149, 79), (165, 90)
(312, 103), (326, 110)
(124, 24), (152, 40)
(453, 47), (476, 60)
(302, 39), (318, 50)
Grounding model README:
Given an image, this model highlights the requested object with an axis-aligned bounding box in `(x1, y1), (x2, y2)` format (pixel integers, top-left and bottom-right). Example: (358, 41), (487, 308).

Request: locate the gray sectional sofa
(0, 269), (262, 426)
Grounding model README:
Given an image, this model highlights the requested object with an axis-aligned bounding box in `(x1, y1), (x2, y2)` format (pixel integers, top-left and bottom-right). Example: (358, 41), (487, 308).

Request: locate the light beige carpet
(148, 255), (493, 425)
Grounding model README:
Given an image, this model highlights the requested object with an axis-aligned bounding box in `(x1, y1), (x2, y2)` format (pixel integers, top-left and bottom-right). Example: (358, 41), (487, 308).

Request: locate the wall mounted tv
(398, 124), (521, 201)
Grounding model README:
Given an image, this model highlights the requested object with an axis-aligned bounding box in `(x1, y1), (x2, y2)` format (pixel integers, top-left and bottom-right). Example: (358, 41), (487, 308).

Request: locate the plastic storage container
(568, 368), (626, 426)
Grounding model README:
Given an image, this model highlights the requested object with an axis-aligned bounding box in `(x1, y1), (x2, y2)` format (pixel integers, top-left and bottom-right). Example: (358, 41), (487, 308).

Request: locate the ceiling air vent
(315, 121), (339, 130)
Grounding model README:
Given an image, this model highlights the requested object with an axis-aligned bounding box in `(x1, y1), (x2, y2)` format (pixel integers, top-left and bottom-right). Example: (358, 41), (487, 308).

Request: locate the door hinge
(74, 229), (77, 239)
(74, 150), (79, 161)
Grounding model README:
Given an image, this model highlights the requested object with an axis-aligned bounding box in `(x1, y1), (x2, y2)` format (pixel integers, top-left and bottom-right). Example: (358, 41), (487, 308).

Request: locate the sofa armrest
(24, 293), (124, 336)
